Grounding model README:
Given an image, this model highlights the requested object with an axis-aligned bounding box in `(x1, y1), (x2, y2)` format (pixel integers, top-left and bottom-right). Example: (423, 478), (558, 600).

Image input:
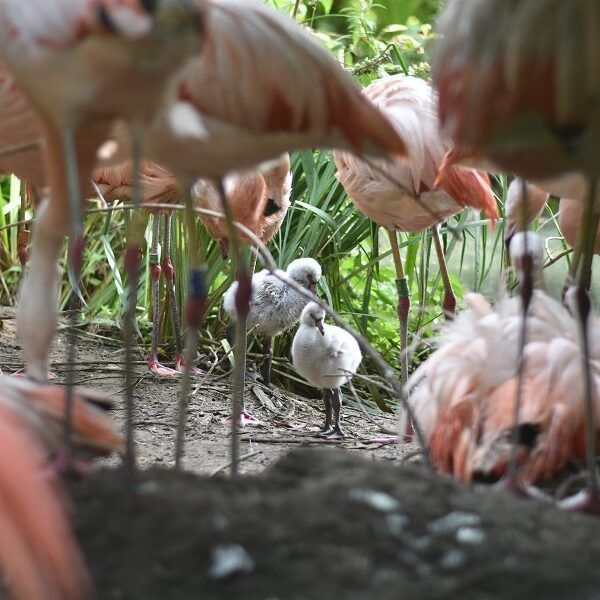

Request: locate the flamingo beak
(308, 281), (317, 294)
(219, 239), (229, 259)
(314, 318), (325, 336)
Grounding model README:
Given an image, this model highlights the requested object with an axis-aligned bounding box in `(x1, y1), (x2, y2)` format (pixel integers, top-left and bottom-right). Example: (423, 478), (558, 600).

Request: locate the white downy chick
(292, 302), (362, 437)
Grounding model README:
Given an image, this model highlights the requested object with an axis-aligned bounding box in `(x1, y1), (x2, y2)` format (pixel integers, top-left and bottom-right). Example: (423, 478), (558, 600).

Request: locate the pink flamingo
(333, 75), (497, 385)
(408, 232), (600, 501)
(92, 155), (292, 376)
(0, 62), (45, 277)
(2, 0), (407, 473)
(108, 0), (408, 470)
(0, 373), (122, 599)
(433, 0), (600, 511)
(0, 0), (205, 470)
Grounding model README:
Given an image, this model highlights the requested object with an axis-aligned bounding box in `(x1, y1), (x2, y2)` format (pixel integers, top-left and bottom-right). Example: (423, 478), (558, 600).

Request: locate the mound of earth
(69, 448), (600, 600)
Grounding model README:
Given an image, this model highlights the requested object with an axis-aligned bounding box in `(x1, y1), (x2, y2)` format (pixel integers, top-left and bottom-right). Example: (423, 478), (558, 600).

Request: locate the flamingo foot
(40, 448), (96, 480)
(147, 358), (180, 377)
(174, 353), (203, 375)
(11, 368), (58, 381)
(317, 424), (334, 437)
(494, 473), (531, 497)
(494, 474), (552, 502)
(221, 410), (263, 427)
(369, 434), (398, 445)
(557, 489), (600, 514)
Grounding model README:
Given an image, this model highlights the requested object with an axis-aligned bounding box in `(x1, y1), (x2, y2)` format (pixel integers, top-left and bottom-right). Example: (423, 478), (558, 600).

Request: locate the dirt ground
(3, 308), (600, 599)
(0, 307), (408, 474)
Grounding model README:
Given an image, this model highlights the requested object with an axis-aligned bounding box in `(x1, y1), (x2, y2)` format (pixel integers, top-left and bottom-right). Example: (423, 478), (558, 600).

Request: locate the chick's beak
(314, 318), (325, 336)
(308, 281), (317, 294)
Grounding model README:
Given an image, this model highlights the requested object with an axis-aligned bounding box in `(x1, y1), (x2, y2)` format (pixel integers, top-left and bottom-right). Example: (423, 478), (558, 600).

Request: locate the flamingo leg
(431, 225), (456, 320)
(147, 212), (178, 376)
(17, 229), (30, 274)
(61, 123), (87, 466)
(17, 182), (29, 275)
(161, 211), (187, 373)
(387, 229), (410, 386)
(559, 177), (600, 513)
(16, 202), (63, 383)
(318, 388), (333, 435)
(174, 184), (207, 469)
(502, 179), (534, 494)
(564, 219), (584, 299)
(260, 336), (273, 387)
(122, 129), (147, 474)
(217, 180), (257, 475)
(323, 388), (345, 438)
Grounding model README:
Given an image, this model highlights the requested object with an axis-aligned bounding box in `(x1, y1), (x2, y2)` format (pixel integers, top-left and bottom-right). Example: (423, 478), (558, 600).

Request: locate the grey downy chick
(224, 257), (322, 386)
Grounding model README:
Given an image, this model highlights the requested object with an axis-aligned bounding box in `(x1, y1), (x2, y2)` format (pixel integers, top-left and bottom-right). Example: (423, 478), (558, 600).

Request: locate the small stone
(208, 545), (254, 579)
(439, 549), (466, 570)
(427, 511), (481, 535)
(136, 480), (160, 495)
(456, 527), (486, 545)
(349, 489), (400, 513)
(212, 513), (228, 531)
(416, 563), (433, 578)
(385, 513), (409, 537)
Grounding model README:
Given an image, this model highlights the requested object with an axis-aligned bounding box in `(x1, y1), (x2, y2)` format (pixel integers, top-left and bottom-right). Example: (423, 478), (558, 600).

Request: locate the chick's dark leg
(325, 388), (345, 439)
(318, 389), (333, 435)
(261, 336), (273, 387)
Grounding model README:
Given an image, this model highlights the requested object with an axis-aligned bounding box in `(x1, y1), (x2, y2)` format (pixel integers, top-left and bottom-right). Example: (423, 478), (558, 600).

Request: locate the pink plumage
(433, 0), (600, 179)
(333, 75), (497, 232)
(128, 0), (407, 183)
(407, 290), (600, 484)
(0, 375), (95, 600)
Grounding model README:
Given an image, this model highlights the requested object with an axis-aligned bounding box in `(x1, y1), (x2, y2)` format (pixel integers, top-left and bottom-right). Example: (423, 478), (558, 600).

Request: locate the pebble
(208, 544), (255, 579)
(385, 513), (409, 537)
(456, 526), (486, 545)
(427, 511), (481, 535)
(348, 489), (400, 513)
(439, 549), (466, 570)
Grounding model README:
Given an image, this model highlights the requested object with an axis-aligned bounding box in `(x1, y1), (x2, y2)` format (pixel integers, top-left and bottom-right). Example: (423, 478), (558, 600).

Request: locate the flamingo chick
(292, 302), (362, 438)
(223, 257), (322, 395)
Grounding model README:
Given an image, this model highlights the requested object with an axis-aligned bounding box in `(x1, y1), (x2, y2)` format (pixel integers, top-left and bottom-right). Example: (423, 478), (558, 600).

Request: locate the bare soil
(2, 308), (600, 599)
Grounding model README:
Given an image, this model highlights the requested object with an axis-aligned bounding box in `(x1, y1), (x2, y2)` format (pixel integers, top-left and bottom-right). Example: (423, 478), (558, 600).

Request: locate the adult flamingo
(333, 75), (497, 385)
(0, 0), (205, 472)
(433, 0), (600, 511)
(0, 375), (120, 599)
(4, 0), (407, 473)
(93, 155), (292, 376)
(106, 0), (409, 470)
(407, 232), (600, 501)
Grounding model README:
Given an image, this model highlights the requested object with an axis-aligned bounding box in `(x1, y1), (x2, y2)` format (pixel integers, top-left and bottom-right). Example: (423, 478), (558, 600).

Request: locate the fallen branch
(210, 449), (263, 477)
